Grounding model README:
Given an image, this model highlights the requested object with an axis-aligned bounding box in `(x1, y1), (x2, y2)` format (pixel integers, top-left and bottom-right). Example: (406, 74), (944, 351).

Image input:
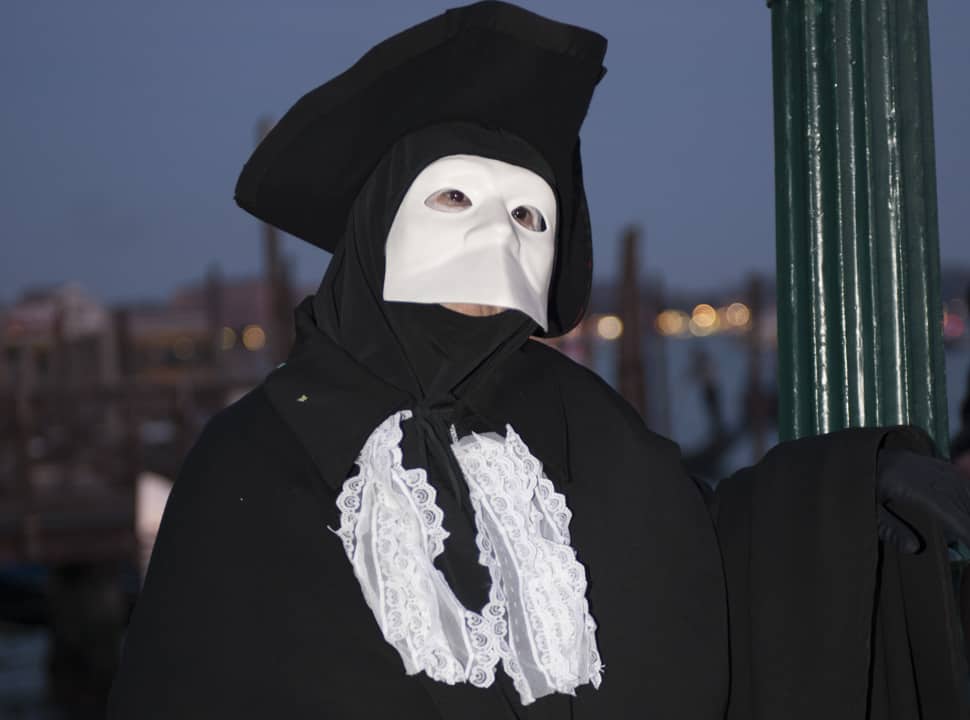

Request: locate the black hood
(311, 122), (553, 405)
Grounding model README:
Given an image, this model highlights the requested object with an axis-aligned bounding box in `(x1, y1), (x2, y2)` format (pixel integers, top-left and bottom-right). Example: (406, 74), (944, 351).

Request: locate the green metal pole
(770, 0), (949, 455)
(770, 1), (967, 710)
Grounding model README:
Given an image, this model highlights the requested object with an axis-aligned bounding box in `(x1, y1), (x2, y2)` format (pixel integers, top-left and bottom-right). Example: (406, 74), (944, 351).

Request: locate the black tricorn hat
(234, 1), (607, 336)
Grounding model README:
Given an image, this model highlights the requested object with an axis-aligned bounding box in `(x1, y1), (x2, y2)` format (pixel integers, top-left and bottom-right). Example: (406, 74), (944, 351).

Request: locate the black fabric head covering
(235, 0), (607, 336)
(309, 122), (557, 609)
(312, 121), (554, 401)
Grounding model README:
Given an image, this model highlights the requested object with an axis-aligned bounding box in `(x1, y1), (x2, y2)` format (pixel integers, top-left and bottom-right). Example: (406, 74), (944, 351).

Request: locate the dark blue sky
(2, 1), (967, 305)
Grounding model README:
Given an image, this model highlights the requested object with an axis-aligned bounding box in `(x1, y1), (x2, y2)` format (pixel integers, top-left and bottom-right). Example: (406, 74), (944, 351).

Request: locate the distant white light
(596, 315), (624, 341)
(726, 302), (751, 327)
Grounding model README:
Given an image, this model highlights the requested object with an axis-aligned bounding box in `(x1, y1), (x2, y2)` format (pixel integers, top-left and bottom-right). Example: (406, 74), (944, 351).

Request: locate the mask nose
(467, 198), (520, 255)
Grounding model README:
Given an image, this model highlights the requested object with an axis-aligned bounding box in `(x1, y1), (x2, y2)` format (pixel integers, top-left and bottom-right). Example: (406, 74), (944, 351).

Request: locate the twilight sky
(1, 1), (967, 306)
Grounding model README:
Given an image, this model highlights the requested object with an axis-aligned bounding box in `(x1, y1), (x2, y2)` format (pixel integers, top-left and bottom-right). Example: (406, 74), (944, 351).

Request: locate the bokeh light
(241, 324), (266, 351)
(596, 315), (623, 340)
(726, 302), (751, 327)
(656, 309), (689, 336)
(687, 304), (718, 336)
(221, 326), (237, 350)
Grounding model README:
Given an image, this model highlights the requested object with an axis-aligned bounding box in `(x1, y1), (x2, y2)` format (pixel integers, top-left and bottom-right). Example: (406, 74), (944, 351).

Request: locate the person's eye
(510, 205), (547, 232)
(424, 189), (473, 212)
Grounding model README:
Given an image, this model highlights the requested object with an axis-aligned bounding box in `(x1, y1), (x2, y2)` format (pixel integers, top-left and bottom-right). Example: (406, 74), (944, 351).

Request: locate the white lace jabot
(332, 410), (603, 705)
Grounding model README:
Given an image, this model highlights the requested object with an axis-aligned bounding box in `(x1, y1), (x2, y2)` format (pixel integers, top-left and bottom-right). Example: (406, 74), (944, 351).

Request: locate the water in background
(0, 624), (55, 719)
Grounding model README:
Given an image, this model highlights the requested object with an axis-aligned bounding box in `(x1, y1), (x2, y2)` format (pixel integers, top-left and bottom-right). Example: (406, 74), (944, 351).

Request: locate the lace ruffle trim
(333, 410), (603, 705)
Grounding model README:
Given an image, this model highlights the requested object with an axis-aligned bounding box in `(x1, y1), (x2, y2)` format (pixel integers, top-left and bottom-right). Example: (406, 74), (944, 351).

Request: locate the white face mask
(383, 154), (557, 331)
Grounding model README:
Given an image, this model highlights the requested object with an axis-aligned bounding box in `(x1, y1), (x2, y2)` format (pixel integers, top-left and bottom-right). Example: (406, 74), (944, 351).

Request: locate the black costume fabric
(716, 427), (969, 719)
(106, 318), (732, 720)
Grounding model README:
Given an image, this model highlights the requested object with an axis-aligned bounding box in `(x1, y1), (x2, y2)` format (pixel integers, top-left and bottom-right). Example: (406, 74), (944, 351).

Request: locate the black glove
(876, 447), (970, 554)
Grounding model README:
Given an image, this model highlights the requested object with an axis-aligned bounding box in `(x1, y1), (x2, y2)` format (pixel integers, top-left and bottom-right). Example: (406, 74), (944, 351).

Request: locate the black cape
(717, 426), (968, 719)
(107, 311), (727, 719)
(106, 300), (966, 718)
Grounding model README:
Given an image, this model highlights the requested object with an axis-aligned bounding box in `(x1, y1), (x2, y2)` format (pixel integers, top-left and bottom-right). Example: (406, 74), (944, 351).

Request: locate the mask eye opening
(510, 205), (548, 232)
(424, 189), (472, 212)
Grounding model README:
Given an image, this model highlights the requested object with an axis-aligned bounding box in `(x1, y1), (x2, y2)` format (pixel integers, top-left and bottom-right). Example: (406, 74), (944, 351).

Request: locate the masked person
(107, 3), (970, 719)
